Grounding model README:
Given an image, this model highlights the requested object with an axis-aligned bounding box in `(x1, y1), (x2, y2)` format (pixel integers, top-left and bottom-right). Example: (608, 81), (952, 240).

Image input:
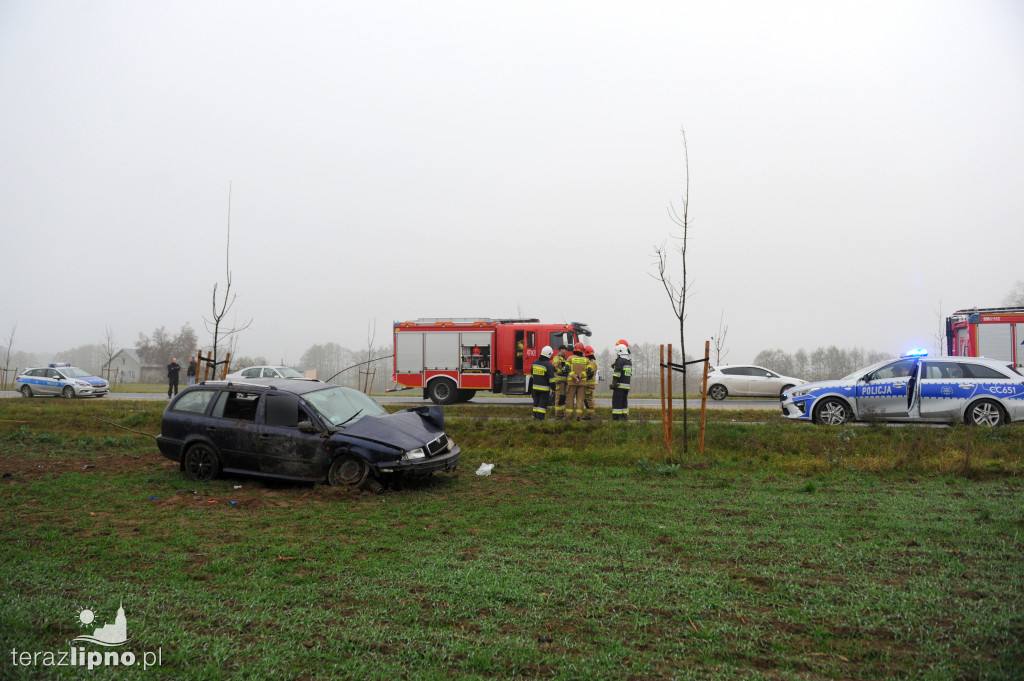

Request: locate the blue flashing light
(901, 348), (929, 358)
(48, 362), (72, 367)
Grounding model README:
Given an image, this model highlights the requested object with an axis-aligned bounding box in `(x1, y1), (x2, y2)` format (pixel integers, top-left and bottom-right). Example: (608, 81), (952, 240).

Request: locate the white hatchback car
(705, 365), (807, 400)
(224, 366), (311, 381)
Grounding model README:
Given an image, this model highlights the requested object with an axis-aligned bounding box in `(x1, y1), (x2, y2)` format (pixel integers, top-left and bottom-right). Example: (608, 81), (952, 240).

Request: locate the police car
(780, 351), (1024, 426)
(14, 363), (110, 398)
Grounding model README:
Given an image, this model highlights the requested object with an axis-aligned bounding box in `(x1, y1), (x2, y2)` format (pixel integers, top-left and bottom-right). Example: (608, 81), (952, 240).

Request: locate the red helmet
(584, 345), (594, 355)
(573, 342), (584, 352)
(617, 338), (629, 349)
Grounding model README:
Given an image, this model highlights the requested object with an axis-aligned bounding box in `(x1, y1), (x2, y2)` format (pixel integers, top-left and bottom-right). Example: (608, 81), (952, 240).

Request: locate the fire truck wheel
(456, 389), (476, 403)
(427, 378), (458, 405)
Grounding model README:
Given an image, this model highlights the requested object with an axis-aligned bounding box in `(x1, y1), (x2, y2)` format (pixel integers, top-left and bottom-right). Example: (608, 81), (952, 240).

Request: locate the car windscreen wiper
(336, 408), (363, 428)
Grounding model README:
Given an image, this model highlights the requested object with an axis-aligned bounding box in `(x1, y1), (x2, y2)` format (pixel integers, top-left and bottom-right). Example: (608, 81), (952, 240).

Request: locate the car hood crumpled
(338, 406), (447, 451)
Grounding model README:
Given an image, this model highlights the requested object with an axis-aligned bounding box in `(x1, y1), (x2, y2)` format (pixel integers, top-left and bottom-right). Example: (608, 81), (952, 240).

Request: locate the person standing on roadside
(167, 357), (181, 398)
(187, 356), (198, 386)
(566, 343), (591, 421)
(530, 346), (555, 420)
(551, 345), (569, 419)
(610, 341), (632, 420)
(583, 345), (598, 420)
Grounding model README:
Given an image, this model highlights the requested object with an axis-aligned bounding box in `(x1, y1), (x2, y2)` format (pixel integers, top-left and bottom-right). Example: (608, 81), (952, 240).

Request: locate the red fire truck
(392, 318), (592, 404)
(946, 307), (1024, 369)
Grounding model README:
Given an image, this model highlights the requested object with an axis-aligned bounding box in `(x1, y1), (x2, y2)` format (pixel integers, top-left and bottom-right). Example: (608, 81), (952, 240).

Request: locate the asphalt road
(0, 390), (780, 410)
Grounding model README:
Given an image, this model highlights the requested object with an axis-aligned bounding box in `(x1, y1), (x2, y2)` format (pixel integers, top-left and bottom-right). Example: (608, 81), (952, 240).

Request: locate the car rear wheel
(328, 455), (369, 487)
(967, 400), (1004, 427)
(708, 384), (728, 401)
(427, 378), (458, 405)
(62, 386), (75, 399)
(20, 385), (33, 398)
(183, 443), (221, 482)
(814, 398), (851, 425)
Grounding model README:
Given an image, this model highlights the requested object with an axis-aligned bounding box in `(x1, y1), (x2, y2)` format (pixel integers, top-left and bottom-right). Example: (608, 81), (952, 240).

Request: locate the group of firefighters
(529, 339), (632, 421)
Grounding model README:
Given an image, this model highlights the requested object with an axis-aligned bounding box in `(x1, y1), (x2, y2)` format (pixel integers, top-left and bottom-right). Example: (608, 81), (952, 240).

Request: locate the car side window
(962, 363), (1007, 379)
(211, 391), (261, 421)
(721, 367), (744, 376)
(869, 360), (916, 380)
(242, 368), (259, 378)
(172, 390), (216, 415)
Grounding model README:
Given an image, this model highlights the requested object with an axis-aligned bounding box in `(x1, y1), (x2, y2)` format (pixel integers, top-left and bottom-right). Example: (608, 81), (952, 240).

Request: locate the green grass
(1, 399), (1023, 679)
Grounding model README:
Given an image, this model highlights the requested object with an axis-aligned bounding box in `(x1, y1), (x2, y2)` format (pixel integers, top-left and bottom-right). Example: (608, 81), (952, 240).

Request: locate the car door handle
(204, 426), (217, 433)
(959, 384), (972, 389)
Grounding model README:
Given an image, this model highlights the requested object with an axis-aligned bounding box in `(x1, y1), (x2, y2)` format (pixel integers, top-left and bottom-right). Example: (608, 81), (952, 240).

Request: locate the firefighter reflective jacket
(568, 353), (589, 384)
(551, 353), (568, 383)
(531, 356), (554, 391)
(612, 356), (632, 389)
(586, 355), (598, 386)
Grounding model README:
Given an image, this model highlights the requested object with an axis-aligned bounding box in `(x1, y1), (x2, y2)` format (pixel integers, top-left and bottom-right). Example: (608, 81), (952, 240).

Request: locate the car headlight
(402, 448), (425, 461)
(787, 387), (813, 399)
(75, 380), (90, 387)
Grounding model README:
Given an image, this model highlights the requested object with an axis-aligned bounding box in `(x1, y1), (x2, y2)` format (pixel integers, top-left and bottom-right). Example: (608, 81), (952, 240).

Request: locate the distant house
(103, 349), (165, 384)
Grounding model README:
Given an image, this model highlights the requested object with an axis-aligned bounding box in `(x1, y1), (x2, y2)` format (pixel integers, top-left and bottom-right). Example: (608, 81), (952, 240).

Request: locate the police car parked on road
(15, 363), (110, 398)
(781, 351), (1024, 426)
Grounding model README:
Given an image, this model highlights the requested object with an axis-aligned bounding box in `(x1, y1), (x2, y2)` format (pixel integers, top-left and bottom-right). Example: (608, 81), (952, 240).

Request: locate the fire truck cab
(393, 318), (592, 404)
(946, 307), (1024, 369)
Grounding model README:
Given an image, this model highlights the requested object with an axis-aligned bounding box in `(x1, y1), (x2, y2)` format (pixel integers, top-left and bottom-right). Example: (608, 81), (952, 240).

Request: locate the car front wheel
(328, 455), (369, 487)
(967, 400), (1004, 427)
(814, 398), (852, 425)
(20, 385), (33, 398)
(780, 384), (795, 398)
(62, 386), (75, 399)
(183, 443), (222, 482)
(708, 384), (728, 401)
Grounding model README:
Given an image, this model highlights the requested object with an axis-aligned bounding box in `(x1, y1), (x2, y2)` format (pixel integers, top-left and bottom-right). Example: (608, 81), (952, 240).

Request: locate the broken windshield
(302, 386), (387, 427)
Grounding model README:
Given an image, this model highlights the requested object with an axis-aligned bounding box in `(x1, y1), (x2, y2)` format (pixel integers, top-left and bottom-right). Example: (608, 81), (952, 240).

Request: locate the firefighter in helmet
(531, 345), (555, 419)
(566, 342), (592, 421)
(610, 341), (632, 420)
(551, 345), (569, 419)
(583, 345), (598, 420)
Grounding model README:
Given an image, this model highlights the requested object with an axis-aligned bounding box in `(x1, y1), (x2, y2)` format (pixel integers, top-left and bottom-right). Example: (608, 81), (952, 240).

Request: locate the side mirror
(298, 420), (319, 434)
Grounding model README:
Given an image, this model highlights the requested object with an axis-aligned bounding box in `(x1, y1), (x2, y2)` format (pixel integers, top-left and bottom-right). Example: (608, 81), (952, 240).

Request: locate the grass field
(1, 399), (1022, 680)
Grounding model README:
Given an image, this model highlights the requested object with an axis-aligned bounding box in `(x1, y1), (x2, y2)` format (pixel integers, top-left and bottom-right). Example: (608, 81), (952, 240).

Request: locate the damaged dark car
(156, 378), (460, 490)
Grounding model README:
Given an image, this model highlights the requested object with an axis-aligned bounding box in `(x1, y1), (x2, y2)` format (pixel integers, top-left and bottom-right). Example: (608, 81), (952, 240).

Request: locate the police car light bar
(48, 362), (72, 367)
(901, 348), (929, 358)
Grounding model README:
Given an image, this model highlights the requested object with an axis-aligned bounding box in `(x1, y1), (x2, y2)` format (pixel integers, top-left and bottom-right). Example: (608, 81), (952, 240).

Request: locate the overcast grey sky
(2, 0), (1023, 367)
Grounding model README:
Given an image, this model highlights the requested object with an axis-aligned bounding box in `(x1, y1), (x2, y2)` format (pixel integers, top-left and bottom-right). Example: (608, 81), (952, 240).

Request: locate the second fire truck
(945, 306), (1024, 369)
(392, 318), (592, 404)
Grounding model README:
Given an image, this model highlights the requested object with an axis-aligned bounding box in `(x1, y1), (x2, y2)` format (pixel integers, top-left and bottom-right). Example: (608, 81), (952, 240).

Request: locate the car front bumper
(374, 446), (461, 476)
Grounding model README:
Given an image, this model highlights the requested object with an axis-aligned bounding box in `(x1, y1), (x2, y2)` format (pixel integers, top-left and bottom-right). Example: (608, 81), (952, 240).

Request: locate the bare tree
(653, 127), (694, 454)
(100, 324), (119, 380)
(203, 182), (252, 379)
(2, 322), (17, 390)
(711, 309), (728, 366)
(1004, 280), (1024, 306)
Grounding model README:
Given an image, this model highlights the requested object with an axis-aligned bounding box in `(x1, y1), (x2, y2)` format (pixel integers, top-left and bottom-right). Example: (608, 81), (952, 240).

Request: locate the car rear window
(212, 391), (261, 421)
(962, 363), (1009, 379)
(172, 390), (216, 415)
